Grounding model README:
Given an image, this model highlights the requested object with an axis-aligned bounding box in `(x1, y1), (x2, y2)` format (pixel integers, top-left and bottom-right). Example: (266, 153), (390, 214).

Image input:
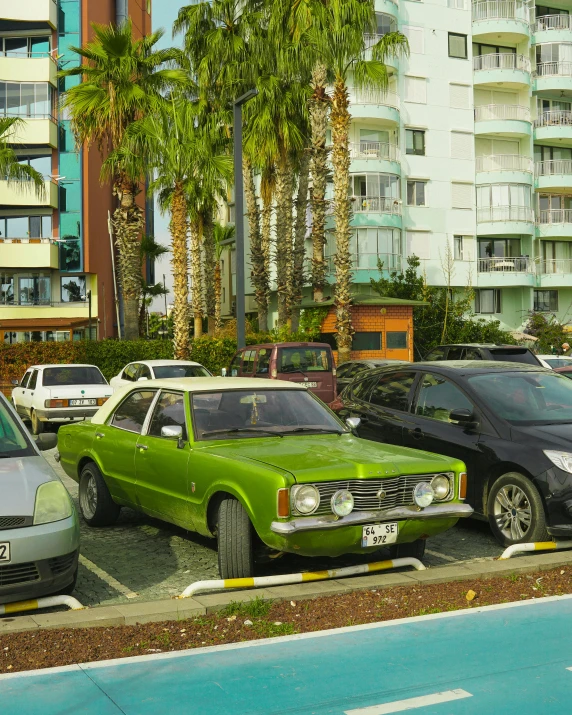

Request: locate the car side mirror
(161, 425), (183, 439)
(137, 376), (148, 382)
(346, 416), (361, 430)
(11, 379), (19, 386)
(35, 433), (58, 451)
(449, 408), (476, 428)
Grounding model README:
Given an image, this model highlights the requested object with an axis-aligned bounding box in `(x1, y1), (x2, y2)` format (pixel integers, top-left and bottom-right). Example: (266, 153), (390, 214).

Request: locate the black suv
(425, 344), (541, 366)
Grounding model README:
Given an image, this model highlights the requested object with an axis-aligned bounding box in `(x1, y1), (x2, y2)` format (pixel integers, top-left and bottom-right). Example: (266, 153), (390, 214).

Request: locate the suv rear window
(43, 366), (108, 386)
(488, 348), (539, 365)
(278, 347), (332, 373)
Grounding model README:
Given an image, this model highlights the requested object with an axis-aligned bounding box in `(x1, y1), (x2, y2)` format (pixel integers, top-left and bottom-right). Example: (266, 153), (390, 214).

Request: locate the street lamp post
(233, 88), (258, 350)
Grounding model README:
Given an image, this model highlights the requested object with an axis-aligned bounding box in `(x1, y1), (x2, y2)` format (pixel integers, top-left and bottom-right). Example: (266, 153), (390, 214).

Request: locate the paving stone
(193, 589), (277, 613)
(114, 598), (206, 626)
(330, 572), (418, 591)
(30, 606), (125, 630)
(265, 580), (354, 600)
(0, 616), (39, 634)
(406, 565), (476, 585)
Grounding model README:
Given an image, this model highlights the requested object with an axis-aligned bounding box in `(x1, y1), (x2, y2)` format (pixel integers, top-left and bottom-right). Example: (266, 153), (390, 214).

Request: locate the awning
(0, 318), (90, 331)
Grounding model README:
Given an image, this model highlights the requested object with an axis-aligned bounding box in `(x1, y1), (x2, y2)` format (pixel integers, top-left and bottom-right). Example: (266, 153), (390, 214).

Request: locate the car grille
(0, 562), (40, 586)
(309, 474), (448, 516)
(0, 517), (31, 530)
(49, 552), (76, 576)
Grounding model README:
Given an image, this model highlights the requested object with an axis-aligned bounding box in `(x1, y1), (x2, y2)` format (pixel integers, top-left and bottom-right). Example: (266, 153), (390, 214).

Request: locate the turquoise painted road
(3, 595), (572, 714)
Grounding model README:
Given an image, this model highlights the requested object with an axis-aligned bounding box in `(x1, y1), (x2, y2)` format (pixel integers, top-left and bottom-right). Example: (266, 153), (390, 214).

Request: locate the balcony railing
(474, 104), (531, 121)
(534, 61), (572, 78)
(536, 159), (572, 176)
(472, 0), (530, 23)
(535, 110), (572, 128)
(538, 209), (572, 224)
(540, 259), (572, 274)
(477, 205), (534, 222)
(351, 196), (402, 214)
(0, 237), (55, 244)
(326, 253), (403, 272)
(364, 32), (396, 49)
(0, 300), (87, 308)
(0, 110), (56, 121)
(478, 256), (533, 272)
(347, 87), (400, 109)
(0, 51), (56, 62)
(534, 15), (572, 32)
(473, 53), (531, 72)
(476, 154), (533, 172)
(348, 142), (400, 162)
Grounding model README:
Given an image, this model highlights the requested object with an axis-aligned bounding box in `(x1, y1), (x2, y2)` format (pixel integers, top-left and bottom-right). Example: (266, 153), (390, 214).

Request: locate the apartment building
(0, 0), (151, 344)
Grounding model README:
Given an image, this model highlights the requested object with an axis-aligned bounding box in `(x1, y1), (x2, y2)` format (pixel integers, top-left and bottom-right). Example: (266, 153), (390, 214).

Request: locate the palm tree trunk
(258, 167), (275, 333)
(244, 155), (267, 334)
(331, 78), (353, 364)
(190, 217), (204, 338)
(170, 182), (190, 359)
(112, 177), (143, 341)
(202, 211), (216, 334)
(291, 150), (310, 333)
(214, 260), (222, 332)
(310, 62), (330, 304)
(275, 153), (294, 329)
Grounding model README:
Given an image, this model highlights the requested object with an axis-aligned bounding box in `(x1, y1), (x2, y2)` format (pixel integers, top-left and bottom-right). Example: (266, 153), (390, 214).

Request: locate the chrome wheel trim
(493, 484), (532, 541)
(80, 473), (98, 519)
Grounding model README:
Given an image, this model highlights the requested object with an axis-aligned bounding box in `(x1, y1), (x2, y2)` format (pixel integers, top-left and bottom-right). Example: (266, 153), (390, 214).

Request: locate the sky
(150, 0), (187, 310)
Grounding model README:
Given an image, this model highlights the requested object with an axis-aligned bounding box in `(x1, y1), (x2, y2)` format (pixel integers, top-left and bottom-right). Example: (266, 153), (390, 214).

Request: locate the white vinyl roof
(129, 360), (205, 368)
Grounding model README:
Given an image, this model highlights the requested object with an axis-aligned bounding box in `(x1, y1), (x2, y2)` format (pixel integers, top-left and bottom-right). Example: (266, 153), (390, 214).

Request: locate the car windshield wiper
(200, 427), (284, 438)
(280, 427), (344, 435)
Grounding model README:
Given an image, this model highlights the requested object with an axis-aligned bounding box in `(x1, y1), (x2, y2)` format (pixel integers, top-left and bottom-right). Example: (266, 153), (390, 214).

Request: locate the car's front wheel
(487, 472), (549, 546)
(30, 409), (44, 435)
(389, 539), (426, 561)
(217, 497), (254, 579)
(79, 462), (120, 527)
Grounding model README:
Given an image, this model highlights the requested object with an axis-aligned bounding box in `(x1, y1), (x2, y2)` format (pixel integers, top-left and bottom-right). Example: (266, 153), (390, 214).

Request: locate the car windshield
(192, 389), (344, 440)
(153, 365), (210, 379)
(469, 371), (572, 424)
(545, 358), (572, 369)
(43, 366), (107, 387)
(277, 347), (331, 373)
(488, 348), (538, 365)
(0, 399), (34, 458)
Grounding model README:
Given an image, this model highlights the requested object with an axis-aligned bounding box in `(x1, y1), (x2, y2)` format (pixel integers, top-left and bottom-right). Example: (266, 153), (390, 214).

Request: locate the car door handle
(95, 432), (105, 439)
(409, 428), (424, 440)
(136, 443), (148, 451)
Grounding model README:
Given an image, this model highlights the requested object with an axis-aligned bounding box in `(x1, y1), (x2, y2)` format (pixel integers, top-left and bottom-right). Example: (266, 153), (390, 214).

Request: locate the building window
(0, 275), (14, 304)
(352, 332), (382, 351)
(61, 276), (86, 302)
(451, 182), (473, 209)
(18, 276), (51, 305)
(534, 290), (558, 312)
(406, 129), (425, 156)
(404, 76), (427, 104)
(326, 227), (401, 271)
(454, 235), (464, 260)
(0, 215), (52, 239)
(475, 289), (501, 314)
(448, 32), (468, 59)
(0, 82), (53, 118)
(387, 332), (408, 349)
(407, 180), (427, 206)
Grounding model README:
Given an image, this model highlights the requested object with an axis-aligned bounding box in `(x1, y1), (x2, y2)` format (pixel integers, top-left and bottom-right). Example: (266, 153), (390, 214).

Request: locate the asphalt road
(42, 449), (503, 608)
(4, 595), (572, 714)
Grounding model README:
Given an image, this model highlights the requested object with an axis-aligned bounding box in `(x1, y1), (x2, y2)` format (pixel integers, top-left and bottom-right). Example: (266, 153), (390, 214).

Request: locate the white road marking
(344, 689), (473, 714)
(425, 549), (457, 563)
(79, 555), (138, 599)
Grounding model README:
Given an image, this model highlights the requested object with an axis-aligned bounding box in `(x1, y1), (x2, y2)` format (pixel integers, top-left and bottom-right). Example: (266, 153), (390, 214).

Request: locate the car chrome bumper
(36, 408), (98, 421)
(270, 503), (474, 535)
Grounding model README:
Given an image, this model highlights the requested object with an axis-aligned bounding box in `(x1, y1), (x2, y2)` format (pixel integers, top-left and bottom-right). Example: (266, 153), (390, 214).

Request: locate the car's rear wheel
(389, 539), (426, 561)
(79, 462), (120, 527)
(30, 409), (44, 435)
(217, 497), (254, 579)
(487, 472), (548, 546)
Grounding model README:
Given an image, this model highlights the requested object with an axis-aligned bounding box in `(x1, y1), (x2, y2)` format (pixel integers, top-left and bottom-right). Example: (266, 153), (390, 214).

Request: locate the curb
(3, 549), (572, 635)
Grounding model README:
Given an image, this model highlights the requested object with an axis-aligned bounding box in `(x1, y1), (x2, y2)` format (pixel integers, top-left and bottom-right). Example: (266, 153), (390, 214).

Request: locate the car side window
(425, 348), (447, 361)
(414, 373), (474, 422)
(111, 390), (156, 433)
(20, 371), (31, 389)
(28, 370), (38, 390)
(368, 371), (417, 412)
(256, 348), (270, 374)
(336, 363), (352, 378)
(463, 348), (482, 360)
(122, 364), (139, 381)
(447, 347), (463, 360)
(138, 364), (152, 380)
(230, 353), (242, 377)
(242, 350), (256, 374)
(148, 391), (187, 440)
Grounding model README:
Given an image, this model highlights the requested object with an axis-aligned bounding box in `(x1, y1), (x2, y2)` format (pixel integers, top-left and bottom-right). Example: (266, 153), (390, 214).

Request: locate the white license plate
(0, 542), (10, 562)
(302, 382), (318, 388)
(69, 399), (96, 406)
(362, 523), (398, 548)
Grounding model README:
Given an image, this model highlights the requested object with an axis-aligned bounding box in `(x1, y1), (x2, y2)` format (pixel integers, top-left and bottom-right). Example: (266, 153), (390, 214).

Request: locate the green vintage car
(57, 378), (473, 578)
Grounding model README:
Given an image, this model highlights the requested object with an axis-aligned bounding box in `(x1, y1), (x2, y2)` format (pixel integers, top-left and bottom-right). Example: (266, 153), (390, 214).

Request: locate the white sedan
(109, 359), (212, 392)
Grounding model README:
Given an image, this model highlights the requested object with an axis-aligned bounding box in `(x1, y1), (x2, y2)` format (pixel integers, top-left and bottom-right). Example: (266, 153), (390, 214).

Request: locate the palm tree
(0, 118), (46, 199)
(290, 150), (310, 332)
(305, 0), (408, 362)
(213, 222), (236, 331)
(138, 235), (169, 336)
(59, 21), (185, 340)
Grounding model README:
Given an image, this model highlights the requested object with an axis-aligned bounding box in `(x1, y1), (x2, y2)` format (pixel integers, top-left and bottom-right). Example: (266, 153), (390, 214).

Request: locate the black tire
(389, 539), (426, 561)
(78, 462), (120, 527)
(58, 567), (78, 596)
(487, 472), (549, 546)
(30, 410), (44, 435)
(217, 497), (254, 579)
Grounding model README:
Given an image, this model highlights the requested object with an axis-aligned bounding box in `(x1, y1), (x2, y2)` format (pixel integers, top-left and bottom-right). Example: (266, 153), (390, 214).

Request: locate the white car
(536, 355), (572, 369)
(109, 359), (212, 392)
(11, 364), (113, 435)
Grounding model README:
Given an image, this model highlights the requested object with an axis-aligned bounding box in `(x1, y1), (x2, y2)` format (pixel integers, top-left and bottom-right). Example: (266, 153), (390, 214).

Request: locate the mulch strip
(1, 565), (571, 675)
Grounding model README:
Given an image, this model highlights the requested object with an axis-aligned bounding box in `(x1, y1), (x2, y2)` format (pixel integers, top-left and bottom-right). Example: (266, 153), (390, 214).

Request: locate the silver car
(0, 393), (79, 604)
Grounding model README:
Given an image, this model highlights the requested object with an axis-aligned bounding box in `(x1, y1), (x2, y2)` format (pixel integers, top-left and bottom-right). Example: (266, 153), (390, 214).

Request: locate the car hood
(0, 456), (58, 516)
(204, 434), (461, 483)
(513, 423), (572, 450)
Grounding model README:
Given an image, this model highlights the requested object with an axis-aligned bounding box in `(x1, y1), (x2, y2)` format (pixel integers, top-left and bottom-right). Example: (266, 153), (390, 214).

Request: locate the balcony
(476, 154), (533, 172)
(0, 180), (57, 209)
(540, 259), (572, 274)
(474, 104), (531, 137)
(351, 196), (401, 214)
(347, 87), (400, 123)
(533, 15), (572, 44)
(538, 258), (572, 287)
(0, 0), (57, 28)
(534, 60), (572, 96)
(363, 34), (398, 70)
(534, 110), (572, 146)
(326, 253), (402, 275)
(473, 53), (531, 87)
(472, 0), (530, 43)
(0, 239), (58, 269)
(477, 205), (534, 234)
(345, 143), (400, 172)
(537, 208), (572, 238)
(535, 160), (572, 191)
(477, 255), (535, 285)
(0, 55), (57, 86)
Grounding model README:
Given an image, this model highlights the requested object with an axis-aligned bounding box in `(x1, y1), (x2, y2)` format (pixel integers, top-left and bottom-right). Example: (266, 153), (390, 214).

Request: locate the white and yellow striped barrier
(0, 595), (84, 616)
(178, 557), (425, 599)
(499, 540), (572, 560)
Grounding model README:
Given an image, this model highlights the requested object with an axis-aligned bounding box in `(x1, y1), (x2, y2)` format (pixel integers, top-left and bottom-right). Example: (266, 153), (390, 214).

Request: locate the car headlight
(34, 481), (74, 525)
(413, 482), (434, 508)
(331, 489), (354, 517)
(544, 450), (572, 474)
(291, 485), (320, 515)
(431, 474), (452, 501)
